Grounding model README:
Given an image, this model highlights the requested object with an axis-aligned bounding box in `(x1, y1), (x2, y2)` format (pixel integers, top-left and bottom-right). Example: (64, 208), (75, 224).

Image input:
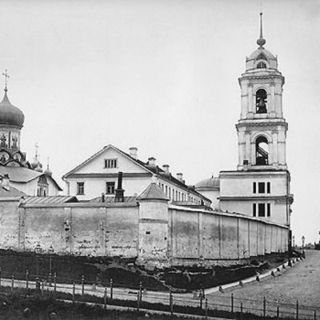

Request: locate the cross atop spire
(2, 69), (9, 92)
(34, 143), (39, 160)
(257, 12), (266, 48)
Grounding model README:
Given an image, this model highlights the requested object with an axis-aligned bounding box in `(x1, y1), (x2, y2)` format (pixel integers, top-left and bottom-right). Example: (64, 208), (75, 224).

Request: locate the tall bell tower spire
(236, 13), (287, 171)
(257, 12), (266, 48)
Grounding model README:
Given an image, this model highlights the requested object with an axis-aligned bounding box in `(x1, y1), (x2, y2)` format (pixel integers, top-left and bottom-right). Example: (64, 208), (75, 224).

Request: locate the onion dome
(0, 89), (24, 128)
(34, 162), (43, 172)
(195, 176), (220, 191)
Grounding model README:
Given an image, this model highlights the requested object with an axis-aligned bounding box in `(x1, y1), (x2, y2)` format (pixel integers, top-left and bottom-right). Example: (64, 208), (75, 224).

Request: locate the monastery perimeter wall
(0, 198), (288, 267)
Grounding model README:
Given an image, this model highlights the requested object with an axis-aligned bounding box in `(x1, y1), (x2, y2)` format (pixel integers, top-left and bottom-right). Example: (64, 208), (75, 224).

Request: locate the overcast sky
(0, 0), (319, 244)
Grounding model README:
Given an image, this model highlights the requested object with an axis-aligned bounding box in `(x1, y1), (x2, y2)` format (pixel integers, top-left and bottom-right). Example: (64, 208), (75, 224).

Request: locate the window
(37, 186), (48, 197)
(77, 182), (84, 195)
(255, 136), (269, 165)
(258, 182), (265, 193)
(256, 89), (267, 113)
(165, 185), (168, 195)
(257, 62), (267, 69)
(168, 187), (171, 199)
(253, 203), (270, 218)
(104, 158), (117, 168)
(258, 203), (265, 217)
(267, 182), (271, 193)
(253, 182), (256, 194)
(106, 182), (115, 194)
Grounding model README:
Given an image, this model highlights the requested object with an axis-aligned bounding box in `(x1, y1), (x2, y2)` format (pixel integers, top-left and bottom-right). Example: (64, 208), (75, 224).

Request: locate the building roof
(23, 196), (77, 205)
(0, 90), (24, 128)
(137, 183), (169, 201)
(63, 144), (211, 203)
(248, 47), (276, 61)
(0, 185), (26, 198)
(89, 195), (137, 203)
(0, 166), (62, 191)
(195, 176), (220, 191)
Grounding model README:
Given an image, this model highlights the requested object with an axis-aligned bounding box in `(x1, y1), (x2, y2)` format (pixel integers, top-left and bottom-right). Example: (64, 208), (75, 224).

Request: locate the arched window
(256, 89), (267, 113)
(255, 136), (269, 165)
(257, 61), (267, 69)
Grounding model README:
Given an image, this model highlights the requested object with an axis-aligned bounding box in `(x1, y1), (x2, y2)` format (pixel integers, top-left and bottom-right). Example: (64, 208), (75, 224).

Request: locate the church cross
(35, 143), (39, 159)
(2, 69), (9, 91)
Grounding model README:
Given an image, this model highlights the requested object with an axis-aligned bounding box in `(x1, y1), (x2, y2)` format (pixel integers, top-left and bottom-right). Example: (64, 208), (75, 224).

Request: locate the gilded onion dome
(0, 88), (24, 128)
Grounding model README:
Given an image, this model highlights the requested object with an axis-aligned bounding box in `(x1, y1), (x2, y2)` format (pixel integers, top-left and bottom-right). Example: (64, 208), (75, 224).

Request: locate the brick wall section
(0, 198), (288, 266)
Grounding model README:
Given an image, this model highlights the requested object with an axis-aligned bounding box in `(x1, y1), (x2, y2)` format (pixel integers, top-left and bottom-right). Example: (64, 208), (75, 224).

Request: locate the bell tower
(236, 13), (287, 171)
(219, 13), (293, 227)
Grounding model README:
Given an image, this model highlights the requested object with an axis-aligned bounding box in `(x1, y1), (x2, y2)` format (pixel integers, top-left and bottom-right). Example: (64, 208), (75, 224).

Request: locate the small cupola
(245, 13), (278, 71)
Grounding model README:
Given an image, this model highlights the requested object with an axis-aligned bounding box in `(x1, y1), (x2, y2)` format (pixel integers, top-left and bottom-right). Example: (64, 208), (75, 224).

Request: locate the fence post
(110, 279), (113, 300)
(231, 293), (234, 315)
(200, 289), (203, 309)
(263, 296), (266, 319)
(53, 273), (57, 296)
(11, 275), (14, 292)
(81, 275), (85, 296)
(72, 282), (75, 303)
(48, 272), (52, 287)
(240, 302), (243, 320)
(139, 281), (142, 303)
(169, 290), (173, 315)
(296, 300), (299, 320)
(26, 269), (29, 289)
(314, 310), (316, 320)
(205, 298), (208, 319)
(137, 292), (140, 312)
(104, 287), (107, 310)
(277, 306), (280, 320)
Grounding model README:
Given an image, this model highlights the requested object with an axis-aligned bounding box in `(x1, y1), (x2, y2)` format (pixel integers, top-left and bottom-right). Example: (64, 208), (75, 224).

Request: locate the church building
(0, 73), (62, 196)
(196, 14), (294, 227)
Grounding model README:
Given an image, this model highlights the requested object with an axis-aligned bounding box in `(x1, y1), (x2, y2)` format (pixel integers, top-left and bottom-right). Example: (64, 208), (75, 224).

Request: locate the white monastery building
(63, 144), (211, 207)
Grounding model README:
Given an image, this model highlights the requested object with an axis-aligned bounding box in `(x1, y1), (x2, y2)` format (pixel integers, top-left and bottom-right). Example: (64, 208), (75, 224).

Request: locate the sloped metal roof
(137, 183), (169, 201)
(0, 166), (62, 191)
(24, 196), (77, 205)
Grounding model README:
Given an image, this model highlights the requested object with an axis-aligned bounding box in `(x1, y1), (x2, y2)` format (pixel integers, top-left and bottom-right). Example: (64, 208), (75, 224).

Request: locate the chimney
(129, 147), (138, 159)
(115, 171), (125, 202)
(162, 164), (170, 174)
(176, 173), (185, 184)
(2, 174), (10, 191)
(148, 157), (156, 167)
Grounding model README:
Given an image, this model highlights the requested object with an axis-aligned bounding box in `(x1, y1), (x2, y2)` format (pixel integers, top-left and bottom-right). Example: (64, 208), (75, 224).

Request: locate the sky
(0, 0), (319, 244)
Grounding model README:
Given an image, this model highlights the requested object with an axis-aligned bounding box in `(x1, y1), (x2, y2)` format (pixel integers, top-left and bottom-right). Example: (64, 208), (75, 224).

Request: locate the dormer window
(104, 158), (117, 168)
(257, 61), (267, 69)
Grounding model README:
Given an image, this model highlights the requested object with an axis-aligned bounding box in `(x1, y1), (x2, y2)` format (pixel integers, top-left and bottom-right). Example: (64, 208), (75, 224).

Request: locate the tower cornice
(239, 74), (285, 85)
(236, 120), (288, 131)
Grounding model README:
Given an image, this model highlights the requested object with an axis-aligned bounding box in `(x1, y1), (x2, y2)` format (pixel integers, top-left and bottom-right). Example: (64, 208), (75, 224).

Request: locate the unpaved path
(206, 250), (320, 318)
